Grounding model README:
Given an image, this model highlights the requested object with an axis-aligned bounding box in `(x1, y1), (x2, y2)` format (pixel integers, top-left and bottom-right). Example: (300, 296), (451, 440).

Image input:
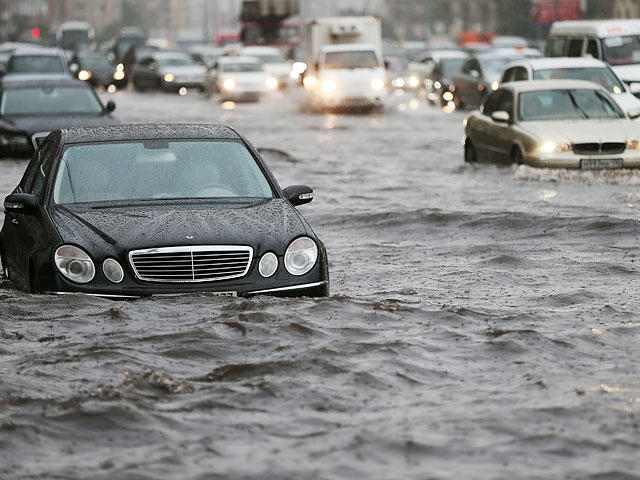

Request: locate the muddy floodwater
(1, 89), (639, 479)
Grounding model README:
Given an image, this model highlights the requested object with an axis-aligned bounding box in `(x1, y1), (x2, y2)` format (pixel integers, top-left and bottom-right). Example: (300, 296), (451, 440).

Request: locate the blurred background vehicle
(450, 48), (541, 110)
(0, 76), (117, 157)
(69, 50), (123, 91)
(131, 49), (207, 93)
(1, 45), (70, 78)
(239, 45), (292, 89)
(205, 55), (277, 102)
(425, 51), (468, 106)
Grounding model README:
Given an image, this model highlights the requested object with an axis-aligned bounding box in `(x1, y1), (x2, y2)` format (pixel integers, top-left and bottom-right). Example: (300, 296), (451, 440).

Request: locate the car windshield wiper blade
(567, 90), (589, 119)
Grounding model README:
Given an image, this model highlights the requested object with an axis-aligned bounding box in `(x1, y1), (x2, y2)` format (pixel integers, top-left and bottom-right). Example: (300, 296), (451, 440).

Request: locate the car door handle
(11, 218), (18, 225)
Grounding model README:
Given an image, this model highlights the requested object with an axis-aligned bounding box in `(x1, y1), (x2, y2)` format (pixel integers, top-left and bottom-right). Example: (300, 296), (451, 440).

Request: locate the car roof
(219, 55), (260, 62)
(0, 76), (87, 89)
(501, 79), (607, 92)
(505, 56), (608, 70)
(58, 123), (243, 144)
(549, 19), (640, 37)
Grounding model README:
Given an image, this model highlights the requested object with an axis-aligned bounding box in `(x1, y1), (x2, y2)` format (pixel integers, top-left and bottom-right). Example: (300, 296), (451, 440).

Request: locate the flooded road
(1, 88), (640, 479)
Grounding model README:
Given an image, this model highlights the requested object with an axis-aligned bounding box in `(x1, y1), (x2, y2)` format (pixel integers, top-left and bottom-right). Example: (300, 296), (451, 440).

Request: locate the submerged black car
(0, 124), (329, 298)
(0, 76), (117, 157)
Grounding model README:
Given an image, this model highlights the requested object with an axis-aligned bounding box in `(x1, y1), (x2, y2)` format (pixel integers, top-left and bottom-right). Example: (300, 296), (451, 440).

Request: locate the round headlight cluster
(54, 245), (95, 284)
(284, 237), (318, 276)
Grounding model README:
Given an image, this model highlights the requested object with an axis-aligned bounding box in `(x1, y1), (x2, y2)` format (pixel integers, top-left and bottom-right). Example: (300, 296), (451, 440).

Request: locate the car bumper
(525, 152), (640, 169)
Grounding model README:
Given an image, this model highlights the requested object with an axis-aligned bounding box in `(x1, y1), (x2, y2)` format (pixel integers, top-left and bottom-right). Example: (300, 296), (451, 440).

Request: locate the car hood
(611, 64), (640, 83)
(521, 119), (638, 142)
(159, 65), (206, 75)
(2, 113), (118, 136)
(49, 198), (310, 253)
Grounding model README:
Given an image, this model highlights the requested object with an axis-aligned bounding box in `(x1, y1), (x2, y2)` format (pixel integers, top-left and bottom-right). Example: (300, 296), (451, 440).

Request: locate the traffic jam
(3, 3), (640, 300)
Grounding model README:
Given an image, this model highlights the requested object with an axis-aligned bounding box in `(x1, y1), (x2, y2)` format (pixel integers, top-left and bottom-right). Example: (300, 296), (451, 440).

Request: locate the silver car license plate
(581, 158), (623, 170)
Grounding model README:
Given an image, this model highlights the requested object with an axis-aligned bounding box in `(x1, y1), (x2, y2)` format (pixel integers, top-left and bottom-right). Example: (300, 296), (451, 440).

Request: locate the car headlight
(102, 258), (124, 283)
(442, 91), (454, 102)
(284, 237), (318, 276)
(539, 141), (570, 154)
(258, 252), (278, 277)
(222, 78), (235, 91)
(391, 78), (405, 89)
(164, 73), (175, 83)
(627, 139), (640, 150)
(303, 75), (317, 89)
(371, 77), (385, 91)
(408, 76), (420, 89)
(78, 69), (92, 81)
(491, 81), (499, 90)
(0, 132), (29, 146)
(266, 76), (278, 90)
(321, 79), (337, 94)
(54, 245), (95, 284)
(113, 70), (125, 81)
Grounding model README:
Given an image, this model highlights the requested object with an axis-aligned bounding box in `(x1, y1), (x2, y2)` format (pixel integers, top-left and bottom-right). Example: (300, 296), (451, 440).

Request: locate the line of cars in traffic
(399, 21), (640, 171)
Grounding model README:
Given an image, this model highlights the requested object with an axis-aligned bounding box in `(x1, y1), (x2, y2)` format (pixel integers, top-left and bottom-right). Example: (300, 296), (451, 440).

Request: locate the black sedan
(0, 76), (118, 157)
(0, 124), (329, 298)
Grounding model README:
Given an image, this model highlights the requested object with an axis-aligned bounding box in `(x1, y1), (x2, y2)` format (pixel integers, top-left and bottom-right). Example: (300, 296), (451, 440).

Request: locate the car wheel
(464, 139), (477, 163)
(511, 146), (524, 165)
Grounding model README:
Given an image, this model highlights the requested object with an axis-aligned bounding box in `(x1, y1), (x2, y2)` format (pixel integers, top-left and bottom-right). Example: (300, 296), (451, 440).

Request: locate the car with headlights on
(463, 79), (640, 169)
(425, 52), (468, 106)
(239, 46), (293, 89)
(450, 48), (541, 110)
(0, 123), (329, 298)
(205, 55), (277, 102)
(0, 76), (118, 157)
(499, 56), (640, 118)
(131, 50), (207, 93)
(69, 50), (124, 90)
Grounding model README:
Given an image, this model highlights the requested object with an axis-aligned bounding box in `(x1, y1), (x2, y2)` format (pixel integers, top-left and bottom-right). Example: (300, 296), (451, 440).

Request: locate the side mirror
(282, 185), (313, 206)
(4, 193), (38, 215)
(69, 63), (79, 73)
(105, 100), (116, 113)
(491, 111), (510, 123)
(629, 82), (640, 95)
(470, 69), (480, 78)
(627, 108), (640, 120)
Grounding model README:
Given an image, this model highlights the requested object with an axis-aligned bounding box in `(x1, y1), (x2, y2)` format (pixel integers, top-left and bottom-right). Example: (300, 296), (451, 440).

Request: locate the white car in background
(500, 56), (640, 118)
(206, 55), (277, 102)
(239, 46), (292, 88)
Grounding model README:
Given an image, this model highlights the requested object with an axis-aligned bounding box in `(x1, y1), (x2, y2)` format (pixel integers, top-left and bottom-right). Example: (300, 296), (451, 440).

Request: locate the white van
(545, 20), (640, 89)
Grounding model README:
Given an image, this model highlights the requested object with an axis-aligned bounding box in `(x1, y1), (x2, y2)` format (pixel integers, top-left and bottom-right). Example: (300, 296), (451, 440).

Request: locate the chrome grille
(129, 246), (253, 283)
(573, 142), (625, 155)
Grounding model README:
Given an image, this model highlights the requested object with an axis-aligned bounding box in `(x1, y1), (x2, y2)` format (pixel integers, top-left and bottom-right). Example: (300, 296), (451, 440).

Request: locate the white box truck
(302, 16), (388, 111)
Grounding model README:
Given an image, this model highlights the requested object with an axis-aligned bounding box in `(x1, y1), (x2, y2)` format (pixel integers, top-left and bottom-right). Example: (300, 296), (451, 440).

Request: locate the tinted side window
(568, 38), (584, 56)
(482, 90), (503, 116)
(502, 67), (528, 82)
(546, 37), (567, 57)
(586, 38), (600, 59)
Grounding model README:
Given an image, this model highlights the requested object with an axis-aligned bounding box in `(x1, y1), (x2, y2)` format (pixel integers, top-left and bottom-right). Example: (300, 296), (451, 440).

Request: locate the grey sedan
(463, 79), (640, 169)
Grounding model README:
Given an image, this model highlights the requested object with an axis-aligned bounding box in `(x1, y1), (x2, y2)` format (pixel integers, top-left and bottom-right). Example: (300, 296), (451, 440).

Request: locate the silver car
(463, 79), (640, 169)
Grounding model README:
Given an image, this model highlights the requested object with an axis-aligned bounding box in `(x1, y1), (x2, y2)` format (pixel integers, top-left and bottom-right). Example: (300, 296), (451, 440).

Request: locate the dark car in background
(0, 123), (329, 298)
(450, 48), (541, 110)
(131, 50), (207, 93)
(425, 51), (468, 106)
(0, 76), (118, 157)
(69, 50), (124, 90)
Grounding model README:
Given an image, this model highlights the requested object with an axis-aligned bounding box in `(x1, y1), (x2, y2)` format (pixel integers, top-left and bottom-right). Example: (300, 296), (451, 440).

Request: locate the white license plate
(581, 158), (623, 170)
(210, 291), (237, 297)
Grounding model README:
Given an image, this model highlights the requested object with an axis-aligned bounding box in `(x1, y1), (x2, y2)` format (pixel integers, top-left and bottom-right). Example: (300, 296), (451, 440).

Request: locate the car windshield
(0, 86), (103, 115)
(157, 55), (195, 66)
(602, 35), (640, 66)
(482, 56), (520, 76)
(53, 140), (275, 204)
(533, 67), (626, 94)
(440, 57), (466, 76)
(324, 50), (380, 69)
(518, 89), (623, 121)
(222, 62), (262, 72)
(8, 54), (65, 73)
(79, 55), (113, 69)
